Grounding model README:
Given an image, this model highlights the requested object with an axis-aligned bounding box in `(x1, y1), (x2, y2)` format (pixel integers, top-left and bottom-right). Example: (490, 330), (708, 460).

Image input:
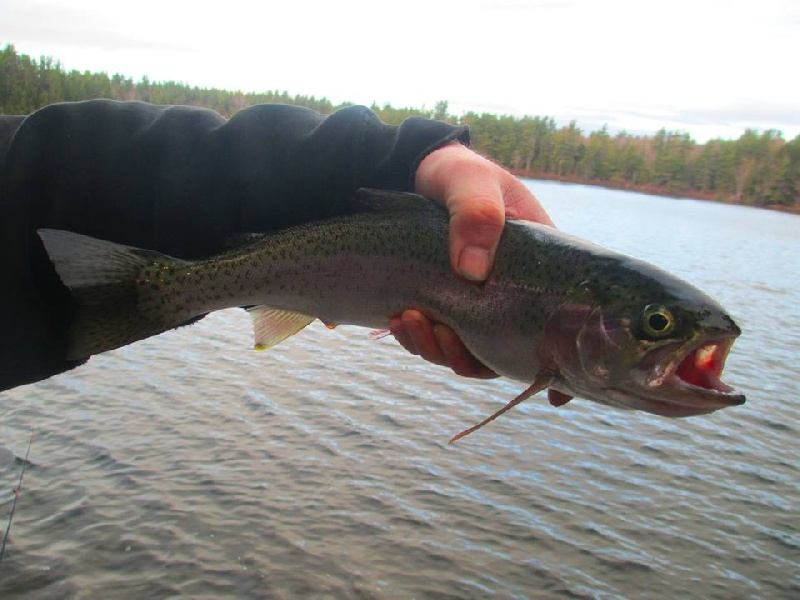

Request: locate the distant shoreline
(514, 170), (800, 215)
(2, 43), (797, 212)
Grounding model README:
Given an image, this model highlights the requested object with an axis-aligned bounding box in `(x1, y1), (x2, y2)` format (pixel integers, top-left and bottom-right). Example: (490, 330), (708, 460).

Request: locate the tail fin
(38, 229), (189, 360)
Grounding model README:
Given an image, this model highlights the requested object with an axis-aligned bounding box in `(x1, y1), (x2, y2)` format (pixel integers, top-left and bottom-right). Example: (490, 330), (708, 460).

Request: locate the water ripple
(1, 186), (798, 598)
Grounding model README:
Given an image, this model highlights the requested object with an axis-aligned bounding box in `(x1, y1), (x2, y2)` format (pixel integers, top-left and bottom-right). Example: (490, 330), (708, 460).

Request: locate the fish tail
(38, 229), (189, 360)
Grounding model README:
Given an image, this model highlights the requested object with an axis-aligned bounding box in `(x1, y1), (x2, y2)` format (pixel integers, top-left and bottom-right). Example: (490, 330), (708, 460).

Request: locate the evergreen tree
(0, 44), (796, 208)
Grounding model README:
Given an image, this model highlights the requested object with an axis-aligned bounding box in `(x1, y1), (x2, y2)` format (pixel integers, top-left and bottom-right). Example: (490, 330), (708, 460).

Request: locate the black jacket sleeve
(0, 100), (470, 391)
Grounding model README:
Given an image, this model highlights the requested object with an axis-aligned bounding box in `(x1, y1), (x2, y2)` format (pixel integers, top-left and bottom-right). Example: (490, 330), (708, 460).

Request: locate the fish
(38, 189), (745, 441)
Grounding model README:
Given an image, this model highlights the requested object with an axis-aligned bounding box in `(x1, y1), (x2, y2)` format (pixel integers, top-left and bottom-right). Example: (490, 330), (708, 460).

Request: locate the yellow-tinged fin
(247, 305), (315, 351)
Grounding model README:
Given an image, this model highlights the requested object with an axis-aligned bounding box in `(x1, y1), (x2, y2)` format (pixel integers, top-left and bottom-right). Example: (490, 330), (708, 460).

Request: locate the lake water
(1, 181), (798, 599)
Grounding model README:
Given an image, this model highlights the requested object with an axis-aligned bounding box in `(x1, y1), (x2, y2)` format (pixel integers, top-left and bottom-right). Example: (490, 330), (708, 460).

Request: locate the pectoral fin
(247, 306), (315, 351)
(449, 371), (555, 444)
(548, 389), (573, 407)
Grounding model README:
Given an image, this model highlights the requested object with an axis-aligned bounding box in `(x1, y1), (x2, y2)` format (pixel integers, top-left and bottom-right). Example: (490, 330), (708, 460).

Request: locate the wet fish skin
(38, 189), (745, 423)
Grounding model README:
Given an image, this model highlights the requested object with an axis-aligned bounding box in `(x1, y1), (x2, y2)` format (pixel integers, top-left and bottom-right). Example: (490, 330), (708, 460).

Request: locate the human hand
(389, 143), (555, 378)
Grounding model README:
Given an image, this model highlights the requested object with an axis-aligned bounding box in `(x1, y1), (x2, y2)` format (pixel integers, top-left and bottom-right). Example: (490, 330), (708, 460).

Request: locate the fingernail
(457, 246), (490, 281)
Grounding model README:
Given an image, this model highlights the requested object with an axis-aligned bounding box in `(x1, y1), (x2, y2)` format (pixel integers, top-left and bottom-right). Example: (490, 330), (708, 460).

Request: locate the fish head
(543, 261), (746, 417)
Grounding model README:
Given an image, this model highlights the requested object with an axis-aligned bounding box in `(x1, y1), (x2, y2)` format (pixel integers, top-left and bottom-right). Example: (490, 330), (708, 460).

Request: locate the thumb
(444, 180), (505, 282)
(415, 144), (506, 282)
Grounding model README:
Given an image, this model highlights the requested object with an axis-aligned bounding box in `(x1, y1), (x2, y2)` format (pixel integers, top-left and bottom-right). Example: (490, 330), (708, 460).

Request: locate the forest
(2, 44), (798, 209)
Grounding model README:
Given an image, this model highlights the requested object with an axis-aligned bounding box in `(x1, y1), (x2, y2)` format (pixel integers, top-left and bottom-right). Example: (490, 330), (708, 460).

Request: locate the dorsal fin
(224, 190), (444, 251)
(223, 232), (269, 251)
(345, 188), (446, 216)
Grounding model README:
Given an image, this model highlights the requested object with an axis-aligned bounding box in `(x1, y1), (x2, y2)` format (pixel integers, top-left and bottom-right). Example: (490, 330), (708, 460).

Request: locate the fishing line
(0, 430), (34, 567)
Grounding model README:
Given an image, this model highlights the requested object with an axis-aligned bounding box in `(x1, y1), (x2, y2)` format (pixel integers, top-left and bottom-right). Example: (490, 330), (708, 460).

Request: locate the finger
(433, 324), (499, 380)
(416, 144), (553, 281)
(446, 184), (505, 282)
(435, 156), (507, 282)
(415, 145), (504, 281)
(388, 316), (417, 355)
(401, 310), (448, 366)
(390, 311), (450, 366)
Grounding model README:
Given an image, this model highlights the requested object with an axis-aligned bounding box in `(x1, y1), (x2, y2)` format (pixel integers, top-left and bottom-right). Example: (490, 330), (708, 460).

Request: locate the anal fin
(247, 305), (315, 351)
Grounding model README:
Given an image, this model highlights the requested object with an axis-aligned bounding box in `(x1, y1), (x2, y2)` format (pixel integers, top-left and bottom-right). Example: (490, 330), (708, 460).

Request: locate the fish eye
(641, 304), (675, 338)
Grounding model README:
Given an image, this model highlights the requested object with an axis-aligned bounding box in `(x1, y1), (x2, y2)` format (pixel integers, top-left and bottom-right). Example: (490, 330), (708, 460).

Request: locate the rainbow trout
(39, 189), (745, 440)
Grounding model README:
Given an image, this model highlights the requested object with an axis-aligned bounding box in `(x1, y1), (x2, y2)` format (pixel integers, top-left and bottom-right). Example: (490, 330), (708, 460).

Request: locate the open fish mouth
(639, 336), (746, 415)
(671, 338), (740, 396)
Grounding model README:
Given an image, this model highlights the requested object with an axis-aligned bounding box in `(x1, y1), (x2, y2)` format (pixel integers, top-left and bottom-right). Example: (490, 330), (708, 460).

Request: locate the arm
(0, 100), (468, 391)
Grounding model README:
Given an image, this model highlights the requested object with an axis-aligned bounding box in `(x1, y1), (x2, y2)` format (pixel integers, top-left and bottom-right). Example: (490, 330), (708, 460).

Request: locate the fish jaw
(629, 334), (746, 417)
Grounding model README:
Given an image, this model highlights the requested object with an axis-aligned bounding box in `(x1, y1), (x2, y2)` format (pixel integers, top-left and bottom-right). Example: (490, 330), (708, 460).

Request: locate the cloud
(446, 100), (800, 143)
(3, 0), (798, 143)
(479, 1), (573, 10)
(555, 102), (800, 142)
(1, 0), (189, 53)
(671, 103), (800, 131)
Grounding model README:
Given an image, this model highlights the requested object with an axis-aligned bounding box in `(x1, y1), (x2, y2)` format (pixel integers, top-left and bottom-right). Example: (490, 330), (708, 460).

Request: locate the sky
(2, 0), (799, 142)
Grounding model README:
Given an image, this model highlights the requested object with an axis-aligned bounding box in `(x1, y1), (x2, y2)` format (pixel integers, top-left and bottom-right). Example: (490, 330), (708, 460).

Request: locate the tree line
(2, 44), (797, 208)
